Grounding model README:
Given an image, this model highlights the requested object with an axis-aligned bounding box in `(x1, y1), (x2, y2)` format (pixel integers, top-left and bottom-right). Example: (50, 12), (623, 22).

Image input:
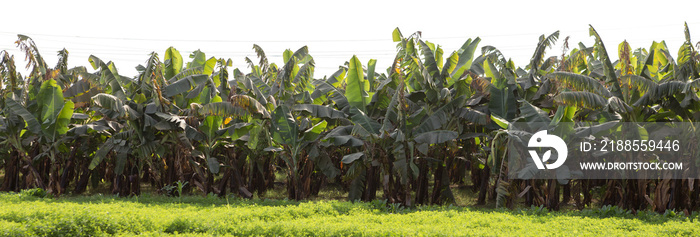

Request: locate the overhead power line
(2, 22), (697, 44)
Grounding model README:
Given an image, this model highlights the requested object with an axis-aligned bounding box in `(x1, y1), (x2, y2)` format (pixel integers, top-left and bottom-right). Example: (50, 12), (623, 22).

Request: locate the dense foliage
(2, 24), (700, 214)
(0, 193), (698, 236)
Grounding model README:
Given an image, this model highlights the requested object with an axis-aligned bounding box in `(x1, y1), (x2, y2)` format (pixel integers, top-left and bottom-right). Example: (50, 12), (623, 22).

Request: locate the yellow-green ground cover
(0, 193), (698, 236)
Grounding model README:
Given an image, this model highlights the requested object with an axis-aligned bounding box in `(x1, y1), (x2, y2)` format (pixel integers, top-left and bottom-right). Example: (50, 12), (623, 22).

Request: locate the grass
(0, 171), (695, 236)
(257, 171), (482, 206)
(0, 192), (699, 236)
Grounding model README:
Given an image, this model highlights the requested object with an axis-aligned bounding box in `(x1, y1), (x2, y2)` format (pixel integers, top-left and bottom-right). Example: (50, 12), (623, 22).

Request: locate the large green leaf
(37, 79), (65, 125)
(633, 81), (687, 107)
(459, 107), (489, 125)
(519, 100), (550, 124)
(414, 130), (458, 145)
(89, 131), (132, 170)
(207, 154), (221, 174)
(312, 80), (350, 112)
(164, 47), (183, 80)
(550, 105), (576, 126)
(380, 84), (403, 133)
(293, 104), (346, 119)
(88, 55), (104, 70)
(419, 40), (442, 87)
(392, 28), (403, 42)
(345, 55), (369, 112)
(490, 114), (510, 129)
(548, 72), (611, 98)
(554, 91), (607, 110)
(89, 138), (114, 170)
(350, 107), (380, 137)
(414, 96), (466, 134)
(488, 84), (517, 120)
(303, 120), (327, 141)
(231, 95), (271, 118)
(606, 97), (632, 115)
(292, 59), (315, 94)
(241, 75), (269, 105)
(203, 57), (217, 77)
(441, 52), (458, 82)
(529, 31), (559, 73)
(220, 122), (252, 141)
(276, 46), (309, 96)
(367, 59), (377, 90)
(323, 126), (364, 147)
(168, 67), (204, 84)
(92, 93), (125, 117)
(187, 51), (216, 76)
(199, 102), (249, 121)
(348, 162), (367, 201)
(589, 25), (623, 98)
(5, 96), (41, 134)
(89, 59), (127, 101)
(188, 50), (206, 69)
(153, 112), (187, 131)
(308, 145), (340, 179)
(271, 105), (298, 147)
(200, 115), (222, 140)
(43, 100), (74, 141)
(114, 150), (128, 175)
(63, 78), (98, 103)
(621, 74), (658, 96)
(450, 37), (481, 78)
(341, 152), (364, 164)
(164, 74), (209, 97)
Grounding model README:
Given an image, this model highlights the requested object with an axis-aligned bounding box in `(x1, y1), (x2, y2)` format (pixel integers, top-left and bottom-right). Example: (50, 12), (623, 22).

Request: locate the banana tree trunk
(73, 159), (92, 194)
(546, 180), (560, 211)
(415, 159), (429, 205)
(562, 183), (571, 205)
(0, 151), (20, 192)
(218, 168), (232, 197)
(362, 165), (379, 201)
(432, 155), (455, 205)
(18, 150), (45, 190)
(59, 154), (76, 193)
(477, 165), (490, 205)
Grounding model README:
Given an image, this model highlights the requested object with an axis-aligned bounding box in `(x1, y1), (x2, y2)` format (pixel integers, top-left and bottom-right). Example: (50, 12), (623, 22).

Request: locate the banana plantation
(1, 24), (700, 214)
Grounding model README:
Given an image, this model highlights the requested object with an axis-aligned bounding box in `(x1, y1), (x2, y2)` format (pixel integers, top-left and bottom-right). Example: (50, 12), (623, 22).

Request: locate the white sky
(1, 0), (698, 79)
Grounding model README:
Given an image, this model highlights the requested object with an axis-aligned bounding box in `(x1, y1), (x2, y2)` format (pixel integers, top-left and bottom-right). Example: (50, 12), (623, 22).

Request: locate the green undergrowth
(0, 193), (698, 236)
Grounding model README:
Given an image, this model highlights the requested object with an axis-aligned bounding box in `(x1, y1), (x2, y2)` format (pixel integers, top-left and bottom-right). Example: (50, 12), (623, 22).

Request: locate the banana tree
(271, 103), (339, 200)
(526, 25), (698, 211)
(0, 36), (79, 195)
(244, 45), (344, 200)
(87, 52), (203, 196)
(233, 45), (283, 196)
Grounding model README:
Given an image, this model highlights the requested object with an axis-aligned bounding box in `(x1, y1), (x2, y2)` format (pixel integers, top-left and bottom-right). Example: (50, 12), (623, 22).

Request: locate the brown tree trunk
(583, 179), (592, 208)
(415, 159), (429, 205)
(431, 162), (445, 205)
(230, 158), (252, 199)
(129, 173), (141, 196)
(362, 165), (378, 201)
(1, 152), (20, 192)
(218, 168), (232, 198)
(432, 156), (455, 205)
(59, 146), (79, 193)
(19, 150), (45, 190)
(562, 182), (571, 205)
(73, 160), (92, 194)
(477, 166), (490, 205)
(525, 180), (534, 207)
(546, 180), (560, 211)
